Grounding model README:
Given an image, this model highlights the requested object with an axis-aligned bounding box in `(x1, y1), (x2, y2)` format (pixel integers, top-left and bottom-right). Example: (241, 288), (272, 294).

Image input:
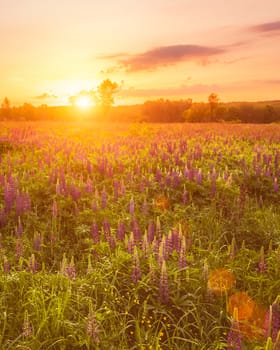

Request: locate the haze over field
(1, 0), (280, 106)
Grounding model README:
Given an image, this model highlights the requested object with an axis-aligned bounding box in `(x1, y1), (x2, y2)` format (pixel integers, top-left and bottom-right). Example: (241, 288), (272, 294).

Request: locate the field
(0, 121), (279, 350)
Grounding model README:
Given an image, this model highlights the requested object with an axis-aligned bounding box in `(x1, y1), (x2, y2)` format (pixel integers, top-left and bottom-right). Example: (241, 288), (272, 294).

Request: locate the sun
(75, 96), (92, 109)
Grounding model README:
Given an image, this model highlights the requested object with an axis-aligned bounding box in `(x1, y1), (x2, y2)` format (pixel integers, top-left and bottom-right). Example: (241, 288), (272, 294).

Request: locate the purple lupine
(101, 187), (107, 209)
(142, 198), (148, 215)
(16, 238), (23, 260)
(132, 246), (141, 284)
(129, 197), (135, 215)
(265, 300), (280, 342)
(172, 228), (181, 253)
(116, 221), (125, 242)
(227, 308), (242, 350)
(34, 233), (42, 251)
(159, 260), (169, 304)
(127, 232), (135, 254)
(103, 218), (111, 242)
(66, 256), (76, 280)
(91, 222), (100, 244)
(149, 256), (156, 285)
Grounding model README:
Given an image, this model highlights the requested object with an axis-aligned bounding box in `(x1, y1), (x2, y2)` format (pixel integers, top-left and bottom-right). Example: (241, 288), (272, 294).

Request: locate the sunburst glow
(75, 96), (92, 109)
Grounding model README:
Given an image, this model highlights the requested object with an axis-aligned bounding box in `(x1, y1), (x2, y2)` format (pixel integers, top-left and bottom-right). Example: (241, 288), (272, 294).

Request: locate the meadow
(0, 121), (279, 350)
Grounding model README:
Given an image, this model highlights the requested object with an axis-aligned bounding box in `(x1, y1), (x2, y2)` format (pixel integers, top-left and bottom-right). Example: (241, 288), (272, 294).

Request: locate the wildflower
(227, 307), (242, 350)
(228, 292), (255, 320)
(207, 268), (235, 296)
(23, 310), (32, 338)
(34, 232), (42, 251)
(16, 238), (23, 260)
(91, 222), (100, 244)
(132, 246), (141, 284)
(265, 298), (280, 342)
(159, 260), (169, 304)
(66, 256), (76, 280)
(129, 197), (135, 215)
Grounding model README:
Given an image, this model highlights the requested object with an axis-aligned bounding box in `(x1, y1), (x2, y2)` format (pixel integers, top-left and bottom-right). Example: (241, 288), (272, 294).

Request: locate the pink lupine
(265, 299), (280, 342)
(132, 246), (141, 284)
(91, 222), (100, 244)
(227, 308), (242, 350)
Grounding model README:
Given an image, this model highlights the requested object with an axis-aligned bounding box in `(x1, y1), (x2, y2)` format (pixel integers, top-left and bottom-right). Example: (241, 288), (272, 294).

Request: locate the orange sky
(1, 0), (280, 106)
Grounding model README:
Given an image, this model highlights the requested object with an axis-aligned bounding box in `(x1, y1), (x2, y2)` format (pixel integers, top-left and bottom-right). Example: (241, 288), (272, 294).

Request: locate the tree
(1, 97), (11, 119)
(208, 93), (219, 121)
(97, 79), (118, 108)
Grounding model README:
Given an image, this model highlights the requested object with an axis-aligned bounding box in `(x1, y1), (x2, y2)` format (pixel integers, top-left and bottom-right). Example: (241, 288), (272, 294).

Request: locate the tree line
(1, 91), (280, 123)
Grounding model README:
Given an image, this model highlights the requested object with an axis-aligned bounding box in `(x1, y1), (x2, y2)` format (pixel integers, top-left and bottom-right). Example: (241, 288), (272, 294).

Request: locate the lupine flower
(265, 299), (280, 342)
(132, 246), (141, 284)
(149, 255), (156, 285)
(101, 187), (107, 209)
(227, 307), (242, 350)
(274, 177), (279, 193)
(34, 232), (42, 251)
(159, 260), (169, 304)
(207, 268), (235, 296)
(66, 256), (76, 280)
(23, 310), (32, 338)
(91, 222), (100, 244)
(129, 197), (135, 215)
(16, 238), (23, 260)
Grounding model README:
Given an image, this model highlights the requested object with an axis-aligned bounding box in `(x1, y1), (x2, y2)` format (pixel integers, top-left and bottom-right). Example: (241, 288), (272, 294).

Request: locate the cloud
(119, 79), (280, 99)
(34, 92), (58, 100)
(249, 20), (280, 34)
(100, 44), (227, 72)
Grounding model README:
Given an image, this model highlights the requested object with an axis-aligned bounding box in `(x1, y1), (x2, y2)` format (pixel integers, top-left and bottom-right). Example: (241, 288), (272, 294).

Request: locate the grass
(0, 121), (279, 349)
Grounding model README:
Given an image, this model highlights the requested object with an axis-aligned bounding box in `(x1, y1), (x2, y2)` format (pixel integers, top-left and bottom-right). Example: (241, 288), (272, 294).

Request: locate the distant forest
(1, 94), (280, 123)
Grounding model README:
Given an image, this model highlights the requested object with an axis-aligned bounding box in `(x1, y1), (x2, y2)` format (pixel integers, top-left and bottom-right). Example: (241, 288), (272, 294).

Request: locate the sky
(1, 0), (280, 106)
